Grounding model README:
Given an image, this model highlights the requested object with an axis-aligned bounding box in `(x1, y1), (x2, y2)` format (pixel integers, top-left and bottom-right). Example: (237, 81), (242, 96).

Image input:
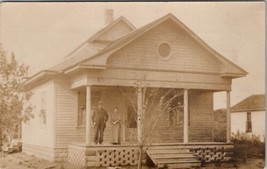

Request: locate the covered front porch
(65, 53), (236, 167)
(74, 85), (232, 145)
(67, 83), (233, 167)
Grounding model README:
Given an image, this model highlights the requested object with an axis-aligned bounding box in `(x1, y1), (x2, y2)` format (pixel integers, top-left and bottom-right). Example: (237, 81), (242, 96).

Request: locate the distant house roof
(231, 94), (265, 112)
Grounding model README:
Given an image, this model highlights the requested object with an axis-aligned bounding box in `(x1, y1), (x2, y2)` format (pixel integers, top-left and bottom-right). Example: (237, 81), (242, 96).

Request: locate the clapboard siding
(54, 80), (213, 148)
(22, 80), (55, 151)
(148, 113), (184, 143)
(55, 84), (128, 147)
(189, 90), (213, 142)
(108, 19), (220, 74)
(54, 78), (85, 148)
(141, 90), (213, 143)
(89, 87), (126, 143)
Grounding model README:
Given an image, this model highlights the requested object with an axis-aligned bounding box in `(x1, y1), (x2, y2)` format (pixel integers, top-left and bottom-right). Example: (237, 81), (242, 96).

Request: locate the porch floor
(70, 142), (233, 147)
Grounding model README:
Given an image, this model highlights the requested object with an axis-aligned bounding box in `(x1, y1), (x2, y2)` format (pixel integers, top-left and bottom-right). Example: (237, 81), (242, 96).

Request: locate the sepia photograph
(0, 2), (265, 169)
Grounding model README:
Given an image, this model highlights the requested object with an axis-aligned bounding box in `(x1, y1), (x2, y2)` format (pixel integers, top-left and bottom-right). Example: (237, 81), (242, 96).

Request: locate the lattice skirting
(68, 145), (87, 166)
(98, 148), (139, 166)
(87, 147), (139, 167)
(190, 145), (234, 163)
(68, 144), (234, 167)
(68, 145), (139, 167)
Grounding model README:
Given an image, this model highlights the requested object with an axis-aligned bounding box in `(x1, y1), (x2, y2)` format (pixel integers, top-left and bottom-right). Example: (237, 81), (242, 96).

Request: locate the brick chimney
(105, 9), (114, 25)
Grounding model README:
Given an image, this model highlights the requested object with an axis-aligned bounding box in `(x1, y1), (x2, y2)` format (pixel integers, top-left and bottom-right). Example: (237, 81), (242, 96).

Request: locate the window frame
(156, 41), (172, 60)
(77, 89), (102, 127)
(246, 111), (252, 133)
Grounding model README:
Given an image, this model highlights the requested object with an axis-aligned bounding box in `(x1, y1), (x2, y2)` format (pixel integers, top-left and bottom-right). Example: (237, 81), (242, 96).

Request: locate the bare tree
(119, 85), (184, 169)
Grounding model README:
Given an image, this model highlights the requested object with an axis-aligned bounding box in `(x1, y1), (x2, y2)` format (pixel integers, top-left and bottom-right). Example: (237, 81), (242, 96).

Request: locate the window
(165, 90), (184, 127)
(40, 92), (47, 125)
(77, 90), (102, 127)
(78, 106), (86, 126)
(168, 101), (183, 126)
(157, 42), (172, 59)
(246, 112), (252, 133)
(127, 105), (137, 128)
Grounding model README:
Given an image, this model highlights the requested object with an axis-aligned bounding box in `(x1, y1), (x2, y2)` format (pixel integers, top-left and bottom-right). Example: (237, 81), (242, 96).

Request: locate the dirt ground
(0, 152), (265, 169)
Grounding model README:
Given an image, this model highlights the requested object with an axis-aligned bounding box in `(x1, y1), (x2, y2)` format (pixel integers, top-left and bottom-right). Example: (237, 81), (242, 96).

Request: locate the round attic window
(157, 42), (172, 59)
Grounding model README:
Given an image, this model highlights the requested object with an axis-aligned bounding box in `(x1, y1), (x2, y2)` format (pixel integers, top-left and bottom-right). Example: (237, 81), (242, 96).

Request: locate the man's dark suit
(92, 108), (109, 144)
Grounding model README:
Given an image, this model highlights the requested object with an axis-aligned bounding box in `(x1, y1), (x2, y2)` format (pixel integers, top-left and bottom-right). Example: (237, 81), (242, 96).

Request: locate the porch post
(85, 85), (92, 145)
(137, 87), (143, 143)
(183, 89), (189, 143)
(226, 90), (231, 143)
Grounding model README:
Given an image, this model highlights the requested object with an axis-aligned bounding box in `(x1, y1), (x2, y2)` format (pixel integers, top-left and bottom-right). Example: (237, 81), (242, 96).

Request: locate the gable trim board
(23, 13), (247, 89)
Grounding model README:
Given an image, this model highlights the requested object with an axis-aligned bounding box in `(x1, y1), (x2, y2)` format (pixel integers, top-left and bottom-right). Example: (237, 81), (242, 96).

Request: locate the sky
(0, 2), (265, 109)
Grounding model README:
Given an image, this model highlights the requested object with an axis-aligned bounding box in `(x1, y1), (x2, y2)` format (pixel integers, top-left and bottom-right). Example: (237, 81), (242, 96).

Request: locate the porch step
(146, 147), (201, 169)
(151, 153), (195, 159)
(147, 149), (191, 154)
(156, 158), (200, 164)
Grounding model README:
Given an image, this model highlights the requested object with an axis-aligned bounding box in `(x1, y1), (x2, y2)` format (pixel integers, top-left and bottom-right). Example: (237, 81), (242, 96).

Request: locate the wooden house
(231, 94), (265, 142)
(22, 12), (247, 168)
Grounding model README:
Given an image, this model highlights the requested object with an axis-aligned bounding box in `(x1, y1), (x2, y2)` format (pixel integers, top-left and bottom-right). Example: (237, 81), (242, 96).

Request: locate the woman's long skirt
(112, 124), (120, 144)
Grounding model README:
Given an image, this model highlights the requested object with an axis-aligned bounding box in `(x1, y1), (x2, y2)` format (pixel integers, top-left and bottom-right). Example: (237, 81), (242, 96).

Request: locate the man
(92, 101), (109, 145)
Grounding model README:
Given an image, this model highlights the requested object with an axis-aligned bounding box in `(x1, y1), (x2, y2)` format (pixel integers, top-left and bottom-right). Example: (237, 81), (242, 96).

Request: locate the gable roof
(89, 16), (136, 43)
(65, 16), (135, 59)
(47, 16), (135, 72)
(23, 13), (247, 87)
(70, 13), (247, 77)
(231, 94), (265, 112)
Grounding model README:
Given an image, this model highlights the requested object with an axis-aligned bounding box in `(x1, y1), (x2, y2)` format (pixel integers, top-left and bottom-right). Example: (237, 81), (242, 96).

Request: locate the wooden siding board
(22, 80), (55, 149)
(54, 77), (214, 147)
(55, 78), (85, 148)
(189, 91), (213, 142)
(55, 83), (128, 148)
(107, 20), (220, 74)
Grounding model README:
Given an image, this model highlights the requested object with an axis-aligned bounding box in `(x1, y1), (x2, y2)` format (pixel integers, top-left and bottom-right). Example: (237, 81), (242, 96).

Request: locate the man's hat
(98, 101), (103, 105)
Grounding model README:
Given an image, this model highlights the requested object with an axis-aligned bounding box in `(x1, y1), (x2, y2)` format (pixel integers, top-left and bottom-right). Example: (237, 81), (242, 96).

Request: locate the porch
(66, 63), (234, 168)
(67, 85), (233, 168)
(74, 85), (232, 145)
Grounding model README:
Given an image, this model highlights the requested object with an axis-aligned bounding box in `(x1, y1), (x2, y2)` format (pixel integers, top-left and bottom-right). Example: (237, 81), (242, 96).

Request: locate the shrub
(231, 131), (265, 161)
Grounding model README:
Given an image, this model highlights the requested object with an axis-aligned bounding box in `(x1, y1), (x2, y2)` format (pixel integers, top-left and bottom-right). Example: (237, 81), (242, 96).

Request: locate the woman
(110, 107), (121, 144)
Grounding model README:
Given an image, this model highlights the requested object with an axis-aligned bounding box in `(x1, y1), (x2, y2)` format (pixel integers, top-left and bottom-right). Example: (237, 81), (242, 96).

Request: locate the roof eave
(231, 108), (265, 113)
(22, 70), (61, 89)
(63, 64), (107, 74)
(220, 72), (247, 78)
